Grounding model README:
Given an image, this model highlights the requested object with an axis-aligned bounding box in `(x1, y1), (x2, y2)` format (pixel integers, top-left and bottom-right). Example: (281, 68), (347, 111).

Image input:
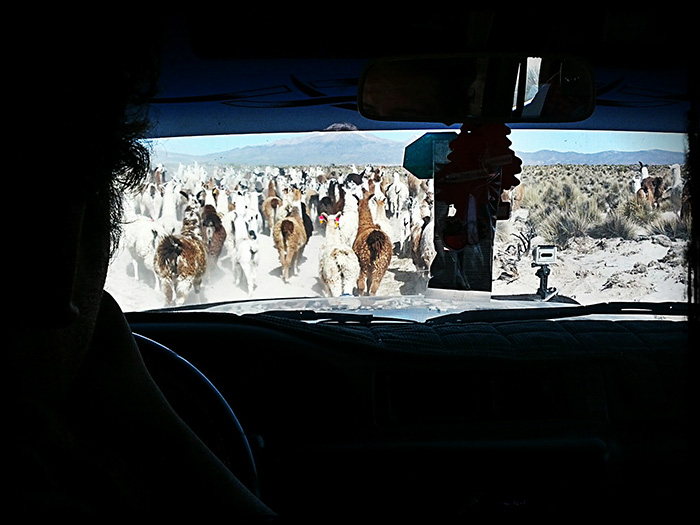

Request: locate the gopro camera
(533, 245), (557, 265)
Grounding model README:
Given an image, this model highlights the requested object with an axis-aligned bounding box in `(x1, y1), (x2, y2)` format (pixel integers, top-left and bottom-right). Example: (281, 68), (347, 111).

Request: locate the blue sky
(150, 129), (688, 157)
(509, 129), (687, 154)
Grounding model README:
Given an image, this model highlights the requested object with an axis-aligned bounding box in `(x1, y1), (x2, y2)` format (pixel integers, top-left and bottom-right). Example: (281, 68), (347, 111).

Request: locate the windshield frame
(106, 128), (690, 317)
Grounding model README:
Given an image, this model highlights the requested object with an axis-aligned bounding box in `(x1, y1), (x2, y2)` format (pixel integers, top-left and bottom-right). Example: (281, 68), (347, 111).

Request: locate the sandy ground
(105, 215), (689, 313)
(106, 223), (427, 313)
(492, 233), (688, 304)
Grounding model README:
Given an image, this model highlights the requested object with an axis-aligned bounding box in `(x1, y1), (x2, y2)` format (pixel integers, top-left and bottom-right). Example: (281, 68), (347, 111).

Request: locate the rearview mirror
(358, 54), (595, 125)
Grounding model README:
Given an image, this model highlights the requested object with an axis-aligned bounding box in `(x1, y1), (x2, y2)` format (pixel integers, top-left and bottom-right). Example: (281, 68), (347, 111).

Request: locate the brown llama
(154, 206), (207, 306)
(501, 182), (524, 214)
(636, 176), (665, 207)
(200, 204), (227, 267)
(273, 205), (308, 283)
(680, 181), (691, 220)
(353, 183), (392, 295)
(262, 194), (284, 234)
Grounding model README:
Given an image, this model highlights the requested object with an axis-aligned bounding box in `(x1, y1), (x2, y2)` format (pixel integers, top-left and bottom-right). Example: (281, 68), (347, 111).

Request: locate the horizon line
(148, 129), (687, 158)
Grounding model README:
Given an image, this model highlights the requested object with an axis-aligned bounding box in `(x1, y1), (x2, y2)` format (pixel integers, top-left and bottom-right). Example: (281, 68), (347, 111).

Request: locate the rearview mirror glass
(358, 54), (595, 125)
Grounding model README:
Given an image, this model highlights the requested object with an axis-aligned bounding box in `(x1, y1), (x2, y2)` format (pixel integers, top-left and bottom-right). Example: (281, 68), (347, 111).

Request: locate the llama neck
(672, 165), (682, 187)
(357, 197), (375, 230)
(632, 174), (642, 192)
(376, 200), (386, 220)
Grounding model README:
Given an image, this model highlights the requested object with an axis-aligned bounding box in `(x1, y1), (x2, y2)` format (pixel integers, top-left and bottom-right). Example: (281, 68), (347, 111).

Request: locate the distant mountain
(516, 148), (686, 166)
(151, 131), (407, 169)
(151, 132), (687, 170)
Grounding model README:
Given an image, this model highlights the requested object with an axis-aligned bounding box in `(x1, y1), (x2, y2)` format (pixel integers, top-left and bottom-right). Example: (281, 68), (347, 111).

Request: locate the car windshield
(105, 128), (689, 318)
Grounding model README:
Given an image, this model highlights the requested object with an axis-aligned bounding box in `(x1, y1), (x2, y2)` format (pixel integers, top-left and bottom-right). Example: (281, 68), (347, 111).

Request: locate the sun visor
(147, 55), (690, 138)
(148, 58), (381, 137)
(512, 66), (690, 133)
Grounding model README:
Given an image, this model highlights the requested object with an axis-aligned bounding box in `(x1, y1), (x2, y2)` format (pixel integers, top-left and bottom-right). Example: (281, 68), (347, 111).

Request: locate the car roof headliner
(147, 10), (694, 138)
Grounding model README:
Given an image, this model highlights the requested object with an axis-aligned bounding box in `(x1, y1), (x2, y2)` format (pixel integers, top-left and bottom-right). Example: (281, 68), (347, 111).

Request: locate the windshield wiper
(141, 296), (318, 313)
(250, 310), (420, 324)
(426, 301), (689, 325)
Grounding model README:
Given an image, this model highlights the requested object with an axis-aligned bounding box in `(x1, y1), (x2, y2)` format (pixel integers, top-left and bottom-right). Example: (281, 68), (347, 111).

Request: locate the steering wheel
(134, 333), (260, 497)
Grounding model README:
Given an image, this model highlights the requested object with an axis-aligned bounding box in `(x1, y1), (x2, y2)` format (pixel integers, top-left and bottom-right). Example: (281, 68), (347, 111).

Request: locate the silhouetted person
(9, 11), (277, 520)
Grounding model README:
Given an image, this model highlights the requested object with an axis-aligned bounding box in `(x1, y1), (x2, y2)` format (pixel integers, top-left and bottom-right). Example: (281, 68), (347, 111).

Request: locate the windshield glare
(105, 129), (689, 314)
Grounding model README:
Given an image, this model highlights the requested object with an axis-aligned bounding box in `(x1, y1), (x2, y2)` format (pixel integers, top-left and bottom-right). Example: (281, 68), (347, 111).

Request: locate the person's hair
(101, 50), (161, 256)
(44, 20), (162, 257)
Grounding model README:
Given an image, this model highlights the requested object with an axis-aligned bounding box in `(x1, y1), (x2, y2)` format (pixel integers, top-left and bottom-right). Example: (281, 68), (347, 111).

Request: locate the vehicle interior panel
(129, 313), (689, 519)
(15, 7), (693, 522)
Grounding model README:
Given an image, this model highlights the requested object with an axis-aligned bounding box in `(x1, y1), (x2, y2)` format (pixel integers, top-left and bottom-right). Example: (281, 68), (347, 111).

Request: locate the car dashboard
(125, 8), (693, 520)
(12, 7), (695, 521)
(128, 307), (689, 520)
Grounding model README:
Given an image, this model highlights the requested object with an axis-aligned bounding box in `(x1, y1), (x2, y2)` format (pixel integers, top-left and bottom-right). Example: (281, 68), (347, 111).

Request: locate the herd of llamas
(119, 163), (436, 306)
(118, 159), (689, 307)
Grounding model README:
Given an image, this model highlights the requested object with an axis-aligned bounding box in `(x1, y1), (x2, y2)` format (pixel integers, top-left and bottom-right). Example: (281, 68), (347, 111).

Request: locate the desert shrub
(495, 218), (515, 244)
(522, 167), (609, 246)
(519, 163), (692, 246)
(522, 180), (558, 215)
(592, 210), (640, 240)
(601, 179), (626, 210)
(560, 179), (580, 201)
(647, 214), (690, 240)
(539, 206), (601, 246)
(524, 174), (591, 214)
(619, 197), (657, 223)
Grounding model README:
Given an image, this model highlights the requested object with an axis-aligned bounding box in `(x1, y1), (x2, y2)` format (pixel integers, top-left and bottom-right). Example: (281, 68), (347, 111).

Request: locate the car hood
(144, 292), (685, 324)
(199, 292), (502, 322)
